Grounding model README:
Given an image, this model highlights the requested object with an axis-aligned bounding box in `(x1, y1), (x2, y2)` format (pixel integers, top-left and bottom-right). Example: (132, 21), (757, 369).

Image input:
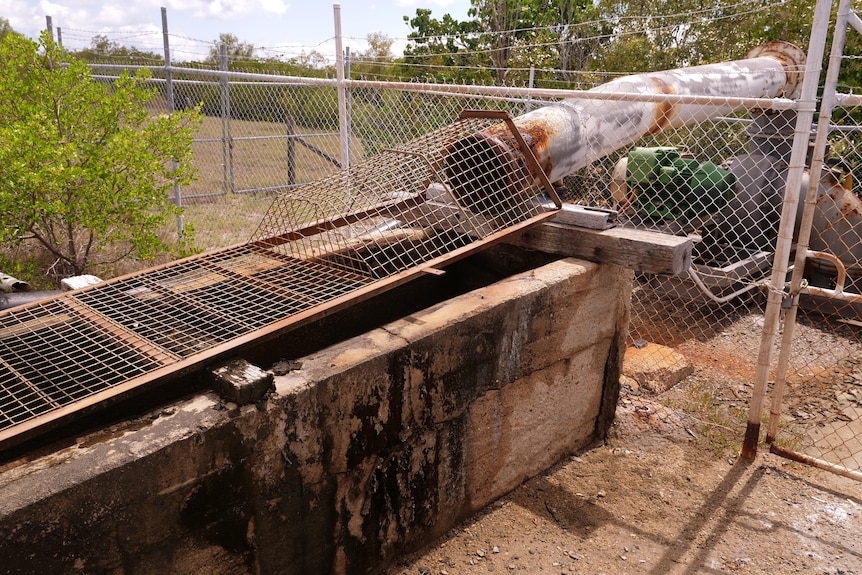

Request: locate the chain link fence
(99, 67), (539, 251)
(761, 1), (862, 479)
(80, 5), (862, 479)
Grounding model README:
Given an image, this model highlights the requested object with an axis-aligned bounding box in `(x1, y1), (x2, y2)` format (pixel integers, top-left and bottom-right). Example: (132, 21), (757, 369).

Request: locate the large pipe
(449, 42), (805, 193)
(0, 291), (62, 310)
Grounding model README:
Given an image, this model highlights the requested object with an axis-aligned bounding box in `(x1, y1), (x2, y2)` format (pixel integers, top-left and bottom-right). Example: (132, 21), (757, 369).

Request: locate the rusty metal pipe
(466, 42), (805, 186)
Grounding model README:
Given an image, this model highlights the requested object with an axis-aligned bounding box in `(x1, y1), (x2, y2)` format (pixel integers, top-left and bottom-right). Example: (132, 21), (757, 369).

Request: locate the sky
(8, 0), (473, 62)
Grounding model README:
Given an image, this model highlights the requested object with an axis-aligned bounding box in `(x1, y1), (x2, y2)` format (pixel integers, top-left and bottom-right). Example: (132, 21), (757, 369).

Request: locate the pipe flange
(746, 41), (806, 99)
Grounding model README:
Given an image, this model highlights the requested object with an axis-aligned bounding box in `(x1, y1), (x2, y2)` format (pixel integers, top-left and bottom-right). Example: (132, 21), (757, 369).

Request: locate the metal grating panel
(0, 112), (560, 450)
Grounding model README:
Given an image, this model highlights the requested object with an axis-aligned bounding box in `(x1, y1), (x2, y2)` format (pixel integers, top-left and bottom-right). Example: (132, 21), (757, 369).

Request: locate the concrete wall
(0, 257), (631, 575)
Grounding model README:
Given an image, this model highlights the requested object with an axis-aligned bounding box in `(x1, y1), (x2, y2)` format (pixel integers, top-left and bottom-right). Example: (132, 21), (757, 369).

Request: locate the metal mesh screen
(0, 112), (559, 450)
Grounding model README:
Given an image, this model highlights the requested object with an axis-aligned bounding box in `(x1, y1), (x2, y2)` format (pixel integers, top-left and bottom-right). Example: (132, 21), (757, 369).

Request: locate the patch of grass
(183, 115), (364, 200)
(668, 376), (804, 457)
(666, 378), (748, 457)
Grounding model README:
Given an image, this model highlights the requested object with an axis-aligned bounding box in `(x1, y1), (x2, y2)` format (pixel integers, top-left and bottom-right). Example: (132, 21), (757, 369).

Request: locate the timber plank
(508, 223), (692, 276)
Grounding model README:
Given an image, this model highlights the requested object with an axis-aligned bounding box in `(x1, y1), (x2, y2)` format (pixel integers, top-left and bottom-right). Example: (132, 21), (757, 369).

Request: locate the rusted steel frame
(0, 209), (558, 452)
(458, 110), (562, 208)
(246, 244), (376, 287)
(0, 355), (61, 413)
(63, 296), (180, 366)
(0, 313), (72, 340)
(199, 259), (319, 308)
(250, 194), (426, 249)
(135, 274), (250, 332)
(769, 444), (862, 482)
(0, 246), (247, 318)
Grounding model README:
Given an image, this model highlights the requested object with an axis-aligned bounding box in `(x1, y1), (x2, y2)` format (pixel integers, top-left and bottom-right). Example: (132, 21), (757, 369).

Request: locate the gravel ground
(386, 312), (862, 575)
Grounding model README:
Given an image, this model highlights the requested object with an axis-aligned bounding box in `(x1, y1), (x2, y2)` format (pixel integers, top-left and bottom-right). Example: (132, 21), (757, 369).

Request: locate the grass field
(175, 115), (369, 251)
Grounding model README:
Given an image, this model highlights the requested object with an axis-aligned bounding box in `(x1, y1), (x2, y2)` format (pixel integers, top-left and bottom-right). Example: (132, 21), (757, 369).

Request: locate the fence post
(766, 0), (854, 444)
(334, 4), (350, 171)
(345, 46), (352, 168)
(220, 43), (234, 195)
(161, 7), (184, 236)
(45, 16), (53, 42)
(286, 115), (296, 187)
(526, 64), (535, 113)
(741, 0), (833, 459)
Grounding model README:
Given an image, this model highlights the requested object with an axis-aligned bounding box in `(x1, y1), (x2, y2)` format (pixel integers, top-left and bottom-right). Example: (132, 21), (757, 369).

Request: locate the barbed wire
(49, 0), (806, 74)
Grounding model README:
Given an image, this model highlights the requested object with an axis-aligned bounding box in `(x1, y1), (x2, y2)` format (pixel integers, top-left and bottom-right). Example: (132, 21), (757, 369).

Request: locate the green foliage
(402, 0), (610, 86)
(595, 0), (814, 72)
(73, 33), (164, 65)
(206, 33), (255, 66)
(0, 17), (18, 42)
(0, 32), (200, 278)
(351, 33), (400, 82)
(402, 8), (490, 84)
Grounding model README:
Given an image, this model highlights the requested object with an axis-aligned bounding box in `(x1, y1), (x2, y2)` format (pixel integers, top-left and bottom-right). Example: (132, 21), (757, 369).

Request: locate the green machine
(624, 147), (736, 220)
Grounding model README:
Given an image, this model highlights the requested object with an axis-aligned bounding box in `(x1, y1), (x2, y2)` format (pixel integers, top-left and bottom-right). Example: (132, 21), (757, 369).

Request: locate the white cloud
(169, 0), (288, 20)
(395, 0), (457, 8)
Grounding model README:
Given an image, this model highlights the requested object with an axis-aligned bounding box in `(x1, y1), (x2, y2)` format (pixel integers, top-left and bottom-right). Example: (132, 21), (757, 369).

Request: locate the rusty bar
(63, 297), (179, 366)
(0, 355), (61, 411)
(201, 259), (320, 307)
(458, 110), (562, 208)
(769, 444), (862, 482)
(251, 194), (425, 249)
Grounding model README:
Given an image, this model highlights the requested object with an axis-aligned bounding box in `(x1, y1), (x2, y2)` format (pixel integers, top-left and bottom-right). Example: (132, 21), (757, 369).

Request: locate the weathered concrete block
(0, 257), (631, 575)
(211, 358), (274, 404)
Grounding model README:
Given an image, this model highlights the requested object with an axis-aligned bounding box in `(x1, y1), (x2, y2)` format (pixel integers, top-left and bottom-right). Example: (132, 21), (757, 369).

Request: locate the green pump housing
(626, 146), (736, 220)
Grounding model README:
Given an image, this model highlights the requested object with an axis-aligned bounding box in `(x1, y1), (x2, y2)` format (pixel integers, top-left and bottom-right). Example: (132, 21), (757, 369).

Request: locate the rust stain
(518, 119), (556, 176)
(487, 118), (556, 176)
(745, 41), (806, 97)
(646, 77), (676, 135)
(818, 175), (862, 219)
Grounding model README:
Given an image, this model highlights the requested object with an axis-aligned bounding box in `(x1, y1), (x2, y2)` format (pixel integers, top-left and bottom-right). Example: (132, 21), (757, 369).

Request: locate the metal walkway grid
(0, 112), (560, 450)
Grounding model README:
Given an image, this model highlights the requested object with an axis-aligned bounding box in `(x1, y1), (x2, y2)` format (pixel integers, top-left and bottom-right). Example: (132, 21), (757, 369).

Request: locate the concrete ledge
(0, 258), (631, 575)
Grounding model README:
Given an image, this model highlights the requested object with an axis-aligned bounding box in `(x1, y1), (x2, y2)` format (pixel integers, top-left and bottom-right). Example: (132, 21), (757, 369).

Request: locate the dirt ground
(386, 313), (862, 575)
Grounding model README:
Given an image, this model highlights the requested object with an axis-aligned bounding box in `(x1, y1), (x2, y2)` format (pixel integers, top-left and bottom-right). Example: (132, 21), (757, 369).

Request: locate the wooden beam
(507, 222), (693, 276)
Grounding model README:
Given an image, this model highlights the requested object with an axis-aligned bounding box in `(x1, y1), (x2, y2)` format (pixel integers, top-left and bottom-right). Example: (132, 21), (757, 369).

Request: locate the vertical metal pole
(161, 7), (184, 236)
(45, 16), (53, 42)
(526, 64), (535, 113)
(766, 0), (853, 443)
(345, 46), (352, 168)
(741, 0), (833, 459)
(161, 8), (175, 113)
(334, 4), (350, 171)
(286, 115), (296, 187)
(220, 43), (234, 194)
(57, 27), (62, 48)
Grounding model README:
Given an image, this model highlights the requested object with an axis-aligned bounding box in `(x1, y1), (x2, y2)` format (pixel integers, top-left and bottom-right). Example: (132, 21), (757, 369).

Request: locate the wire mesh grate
(0, 112), (560, 449)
